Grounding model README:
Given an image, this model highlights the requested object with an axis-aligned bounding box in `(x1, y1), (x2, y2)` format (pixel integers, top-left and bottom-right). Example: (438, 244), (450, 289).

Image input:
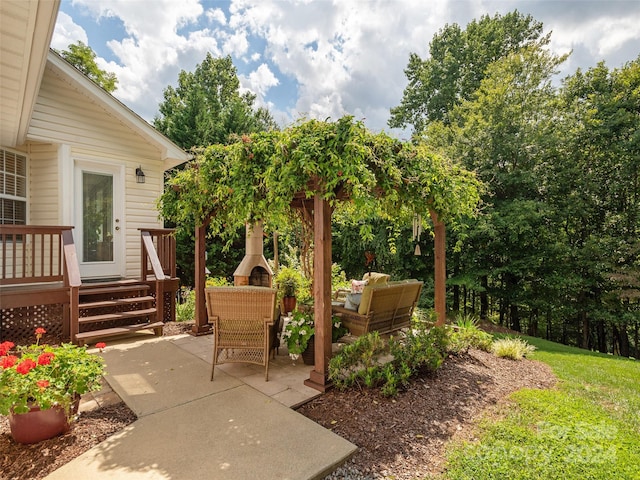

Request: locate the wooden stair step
(80, 284), (150, 296)
(82, 278), (140, 286)
(79, 308), (157, 325)
(80, 296), (156, 310)
(75, 321), (164, 345)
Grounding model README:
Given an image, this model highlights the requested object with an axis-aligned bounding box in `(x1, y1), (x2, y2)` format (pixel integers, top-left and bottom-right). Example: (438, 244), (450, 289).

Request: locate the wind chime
(412, 213), (422, 256)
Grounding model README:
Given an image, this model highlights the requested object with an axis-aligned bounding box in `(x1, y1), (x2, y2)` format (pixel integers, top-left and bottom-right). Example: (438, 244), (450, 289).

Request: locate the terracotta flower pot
(282, 296), (297, 314)
(9, 405), (70, 444)
(8, 396), (80, 444)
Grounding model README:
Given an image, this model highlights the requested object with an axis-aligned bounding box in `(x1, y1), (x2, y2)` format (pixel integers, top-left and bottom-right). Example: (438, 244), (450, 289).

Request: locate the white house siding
(26, 64), (167, 279)
(28, 142), (59, 225)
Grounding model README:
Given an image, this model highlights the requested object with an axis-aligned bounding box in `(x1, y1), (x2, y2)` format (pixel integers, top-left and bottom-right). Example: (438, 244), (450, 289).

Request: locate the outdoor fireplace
(233, 222), (273, 287)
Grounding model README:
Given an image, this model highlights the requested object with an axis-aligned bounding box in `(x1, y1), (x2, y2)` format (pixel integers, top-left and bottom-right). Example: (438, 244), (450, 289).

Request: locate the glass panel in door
(82, 172), (113, 262)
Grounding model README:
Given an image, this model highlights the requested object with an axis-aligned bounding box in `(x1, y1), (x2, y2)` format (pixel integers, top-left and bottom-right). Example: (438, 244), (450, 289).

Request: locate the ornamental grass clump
(491, 336), (536, 360)
(448, 314), (494, 354)
(0, 328), (106, 419)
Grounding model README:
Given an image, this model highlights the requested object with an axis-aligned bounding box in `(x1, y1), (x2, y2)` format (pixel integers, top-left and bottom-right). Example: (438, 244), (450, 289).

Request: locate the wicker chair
(205, 286), (278, 382)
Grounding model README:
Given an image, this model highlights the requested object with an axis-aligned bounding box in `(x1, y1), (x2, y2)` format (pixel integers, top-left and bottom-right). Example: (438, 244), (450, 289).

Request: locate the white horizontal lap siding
(124, 166), (164, 278)
(26, 65), (173, 280)
(28, 143), (59, 225)
(28, 66), (159, 159)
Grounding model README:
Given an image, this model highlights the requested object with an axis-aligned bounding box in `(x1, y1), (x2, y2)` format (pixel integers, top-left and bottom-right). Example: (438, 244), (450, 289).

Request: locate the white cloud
(591, 17), (640, 57)
(54, 0), (640, 132)
(240, 63), (279, 98)
(206, 8), (227, 26)
(51, 11), (87, 50)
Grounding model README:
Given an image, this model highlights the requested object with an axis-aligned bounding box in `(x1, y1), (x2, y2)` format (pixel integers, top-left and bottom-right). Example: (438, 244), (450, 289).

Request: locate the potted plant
(0, 328), (106, 444)
(275, 266), (301, 314)
(281, 311), (315, 363)
(281, 313), (350, 365)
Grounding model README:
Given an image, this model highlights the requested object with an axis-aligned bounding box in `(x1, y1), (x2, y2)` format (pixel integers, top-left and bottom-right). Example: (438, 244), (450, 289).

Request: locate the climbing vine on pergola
(159, 116), (481, 391)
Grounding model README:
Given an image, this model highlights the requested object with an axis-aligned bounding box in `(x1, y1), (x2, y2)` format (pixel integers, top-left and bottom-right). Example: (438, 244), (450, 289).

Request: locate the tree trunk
(463, 285), (468, 316)
(528, 309), (538, 337)
(452, 284), (460, 312)
(618, 323), (630, 357)
(510, 304), (521, 332)
(581, 311), (589, 350)
(480, 276), (488, 320)
(596, 320), (607, 353)
(472, 290), (476, 314)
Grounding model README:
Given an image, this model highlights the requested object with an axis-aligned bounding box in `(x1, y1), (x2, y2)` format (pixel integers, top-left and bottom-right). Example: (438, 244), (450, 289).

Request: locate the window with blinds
(0, 149), (27, 224)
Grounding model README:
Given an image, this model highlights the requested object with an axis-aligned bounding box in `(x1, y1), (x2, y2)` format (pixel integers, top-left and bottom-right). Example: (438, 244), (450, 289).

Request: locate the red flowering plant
(0, 328), (106, 419)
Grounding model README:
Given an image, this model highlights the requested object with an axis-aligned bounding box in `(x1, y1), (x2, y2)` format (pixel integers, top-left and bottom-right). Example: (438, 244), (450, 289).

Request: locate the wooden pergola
(189, 197), (447, 392)
(159, 117), (480, 392)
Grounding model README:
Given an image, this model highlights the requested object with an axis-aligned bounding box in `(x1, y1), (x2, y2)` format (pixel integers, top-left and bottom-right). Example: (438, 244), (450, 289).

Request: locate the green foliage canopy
(389, 10), (545, 134)
(153, 53), (277, 149)
(158, 116), (481, 245)
(56, 41), (118, 92)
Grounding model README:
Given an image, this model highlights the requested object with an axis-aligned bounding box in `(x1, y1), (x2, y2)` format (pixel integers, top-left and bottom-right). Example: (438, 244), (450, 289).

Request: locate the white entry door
(74, 161), (124, 279)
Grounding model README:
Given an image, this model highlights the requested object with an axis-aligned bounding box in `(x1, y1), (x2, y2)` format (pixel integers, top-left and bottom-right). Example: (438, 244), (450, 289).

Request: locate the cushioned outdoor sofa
(332, 273), (423, 336)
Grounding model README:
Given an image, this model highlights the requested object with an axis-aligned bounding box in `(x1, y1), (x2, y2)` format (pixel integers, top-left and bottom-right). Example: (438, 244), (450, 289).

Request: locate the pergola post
(430, 210), (446, 326)
(304, 194), (333, 392)
(192, 219), (212, 335)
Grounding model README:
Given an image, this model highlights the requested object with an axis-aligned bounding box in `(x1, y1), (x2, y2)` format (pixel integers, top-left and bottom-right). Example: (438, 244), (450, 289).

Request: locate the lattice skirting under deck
(1, 304), (65, 344)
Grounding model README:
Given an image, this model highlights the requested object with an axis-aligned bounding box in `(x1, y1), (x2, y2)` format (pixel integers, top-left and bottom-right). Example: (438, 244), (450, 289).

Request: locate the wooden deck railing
(0, 225), (81, 288)
(140, 228), (176, 280)
(140, 228), (177, 323)
(1, 226), (177, 342)
(1, 225), (81, 341)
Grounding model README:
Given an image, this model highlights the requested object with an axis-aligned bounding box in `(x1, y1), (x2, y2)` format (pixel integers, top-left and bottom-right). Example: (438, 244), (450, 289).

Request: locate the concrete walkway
(45, 334), (357, 480)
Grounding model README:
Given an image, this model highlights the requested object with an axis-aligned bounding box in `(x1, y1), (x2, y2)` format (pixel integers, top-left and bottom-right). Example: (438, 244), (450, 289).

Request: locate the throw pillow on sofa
(344, 293), (362, 311)
(358, 272), (391, 315)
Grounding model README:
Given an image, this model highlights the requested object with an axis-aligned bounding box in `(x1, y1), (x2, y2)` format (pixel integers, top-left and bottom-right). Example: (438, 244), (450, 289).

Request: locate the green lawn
(439, 336), (640, 480)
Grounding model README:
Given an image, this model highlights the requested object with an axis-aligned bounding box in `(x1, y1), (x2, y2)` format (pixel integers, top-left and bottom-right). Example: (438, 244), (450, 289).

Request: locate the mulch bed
(298, 348), (556, 479)
(1, 322), (556, 480)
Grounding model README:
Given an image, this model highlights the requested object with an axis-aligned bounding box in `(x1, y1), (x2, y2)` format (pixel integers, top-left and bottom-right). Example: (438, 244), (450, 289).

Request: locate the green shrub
(205, 276), (231, 286)
(411, 307), (437, 329)
(176, 288), (196, 322)
(491, 337), (536, 360)
(328, 332), (388, 390)
(328, 325), (449, 396)
(448, 314), (494, 354)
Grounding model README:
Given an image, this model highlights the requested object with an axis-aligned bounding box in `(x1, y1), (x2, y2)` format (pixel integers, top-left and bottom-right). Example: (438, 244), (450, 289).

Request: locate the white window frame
(0, 148), (28, 225)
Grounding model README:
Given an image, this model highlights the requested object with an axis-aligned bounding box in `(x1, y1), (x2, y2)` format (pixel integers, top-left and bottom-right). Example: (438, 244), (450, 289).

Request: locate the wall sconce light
(136, 166), (145, 184)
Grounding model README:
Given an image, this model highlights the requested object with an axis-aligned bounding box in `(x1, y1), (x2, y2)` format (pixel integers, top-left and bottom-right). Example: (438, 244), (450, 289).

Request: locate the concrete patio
(44, 332), (357, 480)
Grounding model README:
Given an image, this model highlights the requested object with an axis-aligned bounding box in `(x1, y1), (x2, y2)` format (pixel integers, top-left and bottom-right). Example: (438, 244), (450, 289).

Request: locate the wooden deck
(0, 226), (178, 345)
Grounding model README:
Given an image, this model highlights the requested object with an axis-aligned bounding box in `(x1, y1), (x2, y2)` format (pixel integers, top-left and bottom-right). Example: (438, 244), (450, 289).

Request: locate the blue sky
(52, 0), (640, 138)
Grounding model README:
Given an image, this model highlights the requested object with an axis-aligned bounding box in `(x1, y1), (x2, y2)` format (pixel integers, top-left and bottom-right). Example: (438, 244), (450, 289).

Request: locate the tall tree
(57, 41), (118, 92)
(426, 45), (566, 330)
(155, 54), (278, 286)
(389, 10), (545, 134)
(549, 57), (640, 353)
(154, 54), (277, 149)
